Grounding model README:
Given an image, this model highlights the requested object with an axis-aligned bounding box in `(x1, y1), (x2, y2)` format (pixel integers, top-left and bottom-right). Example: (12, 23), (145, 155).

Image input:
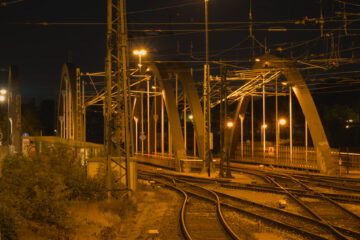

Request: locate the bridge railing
(234, 142), (360, 172)
(22, 136), (105, 163)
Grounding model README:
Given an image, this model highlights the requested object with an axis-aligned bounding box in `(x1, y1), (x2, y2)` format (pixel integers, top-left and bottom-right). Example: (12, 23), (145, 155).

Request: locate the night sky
(0, 0), (348, 101)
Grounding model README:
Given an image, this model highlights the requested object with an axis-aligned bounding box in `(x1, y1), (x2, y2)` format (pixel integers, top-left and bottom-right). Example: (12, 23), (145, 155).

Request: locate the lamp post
(147, 77), (150, 154)
(134, 116), (138, 154)
(161, 91), (164, 154)
(152, 84), (158, 154)
(289, 86), (293, 163)
(277, 118), (287, 162)
(141, 93), (144, 154)
(133, 49), (147, 70)
(0, 89), (8, 145)
(188, 114), (197, 156)
(0, 89), (6, 178)
(262, 123), (267, 160)
(239, 115), (244, 161)
(225, 120), (233, 177)
(305, 120), (308, 167)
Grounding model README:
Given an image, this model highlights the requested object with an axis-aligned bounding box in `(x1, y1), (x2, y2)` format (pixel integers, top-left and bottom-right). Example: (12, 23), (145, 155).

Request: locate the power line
(127, 1), (201, 15)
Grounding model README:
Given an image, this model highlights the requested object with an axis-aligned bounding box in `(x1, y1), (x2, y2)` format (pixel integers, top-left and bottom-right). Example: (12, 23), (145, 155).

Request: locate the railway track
(232, 166), (360, 197)
(231, 164), (360, 194)
(220, 181), (360, 203)
(137, 162), (360, 239)
(139, 170), (239, 240)
(173, 179), (240, 240)
(140, 163), (360, 203)
(289, 174), (360, 193)
(139, 170), (359, 239)
(290, 172), (360, 185)
(230, 167), (360, 239)
(280, 173), (360, 233)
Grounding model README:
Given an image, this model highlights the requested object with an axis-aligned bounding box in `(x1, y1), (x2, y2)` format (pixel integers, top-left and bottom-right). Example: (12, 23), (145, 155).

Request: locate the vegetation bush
(0, 150), (108, 239)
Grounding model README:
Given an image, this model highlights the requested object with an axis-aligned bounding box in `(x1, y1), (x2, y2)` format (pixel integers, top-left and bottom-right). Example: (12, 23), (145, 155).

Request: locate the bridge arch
(57, 63), (85, 141)
(143, 62), (206, 171)
(229, 54), (336, 174)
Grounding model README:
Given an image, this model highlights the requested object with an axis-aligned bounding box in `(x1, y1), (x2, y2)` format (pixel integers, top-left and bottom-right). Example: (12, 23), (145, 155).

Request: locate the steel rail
(140, 168), (360, 239)
(211, 189), (360, 239)
(174, 178), (241, 240)
(138, 162), (360, 203)
(139, 170), (238, 239)
(228, 167), (352, 240)
(220, 181), (360, 203)
(300, 179), (360, 193)
(266, 176), (350, 240)
(291, 173), (360, 184)
(231, 166), (360, 193)
(139, 175), (193, 240)
(150, 174), (329, 240)
(171, 170), (360, 239)
(140, 170), (240, 239)
(139, 164), (360, 239)
(228, 167), (360, 237)
(276, 172), (360, 226)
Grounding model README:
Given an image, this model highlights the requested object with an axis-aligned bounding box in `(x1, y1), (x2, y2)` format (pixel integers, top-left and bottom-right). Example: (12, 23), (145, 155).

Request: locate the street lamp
(226, 121), (234, 128)
(262, 124), (268, 157)
(277, 118), (287, 162)
(279, 118), (286, 125)
(0, 89), (8, 154)
(0, 89), (6, 102)
(133, 49), (147, 70)
(278, 118), (286, 140)
(134, 116), (138, 154)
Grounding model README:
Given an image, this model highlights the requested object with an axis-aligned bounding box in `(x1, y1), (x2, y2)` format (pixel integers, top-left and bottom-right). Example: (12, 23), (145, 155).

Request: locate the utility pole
(251, 95), (254, 159)
(105, 0), (113, 200)
(105, 0), (136, 200)
(262, 76), (266, 159)
(147, 77), (150, 154)
(203, 0), (212, 176)
(8, 65), (21, 154)
(289, 86), (293, 164)
(275, 78), (280, 164)
(219, 61), (225, 177)
(119, 0), (134, 191)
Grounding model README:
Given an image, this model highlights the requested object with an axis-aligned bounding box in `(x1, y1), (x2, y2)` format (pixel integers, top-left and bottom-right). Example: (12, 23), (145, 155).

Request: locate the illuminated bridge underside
(230, 54), (336, 175)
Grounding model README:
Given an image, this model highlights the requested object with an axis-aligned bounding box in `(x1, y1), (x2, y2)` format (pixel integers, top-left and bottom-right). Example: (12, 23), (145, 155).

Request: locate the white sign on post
(139, 132), (146, 141)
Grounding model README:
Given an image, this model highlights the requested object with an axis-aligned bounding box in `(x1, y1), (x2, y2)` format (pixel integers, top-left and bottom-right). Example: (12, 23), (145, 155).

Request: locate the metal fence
(234, 142), (360, 171)
(22, 136), (105, 162)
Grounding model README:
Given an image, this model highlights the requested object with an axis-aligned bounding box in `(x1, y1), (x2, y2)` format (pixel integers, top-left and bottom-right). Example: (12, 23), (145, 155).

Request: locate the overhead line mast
(203, 0), (212, 176)
(105, 0), (136, 200)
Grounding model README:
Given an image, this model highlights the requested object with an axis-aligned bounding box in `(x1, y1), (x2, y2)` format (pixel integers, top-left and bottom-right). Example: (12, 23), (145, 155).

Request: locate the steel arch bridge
(227, 54), (337, 174)
(57, 54), (336, 175)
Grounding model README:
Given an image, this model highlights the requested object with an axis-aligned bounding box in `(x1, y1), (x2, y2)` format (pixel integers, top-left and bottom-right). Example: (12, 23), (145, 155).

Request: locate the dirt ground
(67, 181), (183, 240)
(16, 181), (183, 240)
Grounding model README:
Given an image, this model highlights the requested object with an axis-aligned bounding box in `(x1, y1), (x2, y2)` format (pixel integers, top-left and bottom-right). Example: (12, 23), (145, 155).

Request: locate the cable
(335, 0), (360, 7)
(0, 0), (23, 7)
(127, 1), (201, 15)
